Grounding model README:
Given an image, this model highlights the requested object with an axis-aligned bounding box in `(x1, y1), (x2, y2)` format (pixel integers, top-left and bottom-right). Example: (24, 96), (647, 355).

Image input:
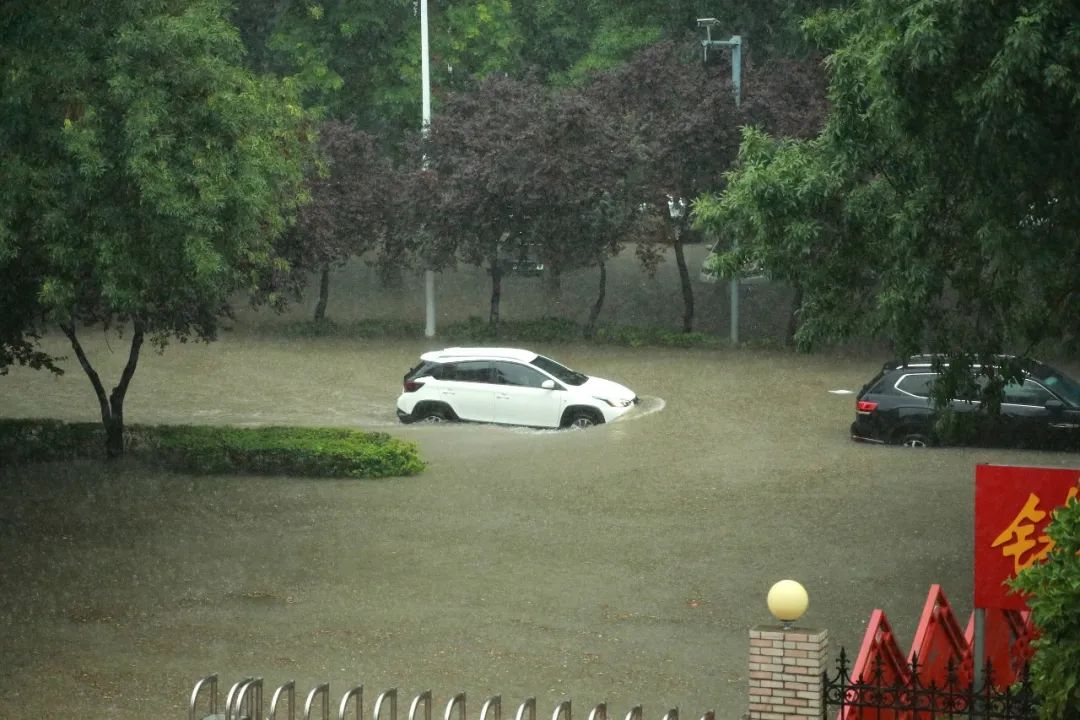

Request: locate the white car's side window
(436, 361), (493, 383)
(493, 361), (547, 388)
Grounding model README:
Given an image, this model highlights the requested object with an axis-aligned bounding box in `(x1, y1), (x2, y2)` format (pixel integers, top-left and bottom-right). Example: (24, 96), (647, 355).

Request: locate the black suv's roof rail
(884, 353), (1028, 372)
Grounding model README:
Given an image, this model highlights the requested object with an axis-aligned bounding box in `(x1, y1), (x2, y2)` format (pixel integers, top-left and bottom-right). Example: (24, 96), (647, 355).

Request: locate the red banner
(974, 464), (1080, 609)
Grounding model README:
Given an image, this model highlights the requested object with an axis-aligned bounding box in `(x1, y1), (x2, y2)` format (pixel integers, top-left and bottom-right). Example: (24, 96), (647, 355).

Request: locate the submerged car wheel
(416, 403), (455, 423)
(565, 408), (602, 429)
(899, 432), (930, 448)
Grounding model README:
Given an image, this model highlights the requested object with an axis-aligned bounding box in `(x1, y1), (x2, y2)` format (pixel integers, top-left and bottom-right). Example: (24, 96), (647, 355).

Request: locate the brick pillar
(747, 625), (828, 719)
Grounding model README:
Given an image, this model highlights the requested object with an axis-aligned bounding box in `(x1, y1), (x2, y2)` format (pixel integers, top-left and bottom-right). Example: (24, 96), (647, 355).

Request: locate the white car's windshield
(530, 355), (588, 386)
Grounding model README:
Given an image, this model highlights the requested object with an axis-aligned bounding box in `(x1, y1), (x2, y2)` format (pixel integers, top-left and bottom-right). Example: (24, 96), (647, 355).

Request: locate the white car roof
(420, 347), (539, 363)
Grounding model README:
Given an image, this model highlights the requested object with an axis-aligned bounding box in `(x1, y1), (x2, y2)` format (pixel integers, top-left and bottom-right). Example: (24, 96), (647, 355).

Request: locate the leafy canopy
(1011, 497), (1080, 720)
(695, 0), (1080, 366)
(0, 0), (315, 367)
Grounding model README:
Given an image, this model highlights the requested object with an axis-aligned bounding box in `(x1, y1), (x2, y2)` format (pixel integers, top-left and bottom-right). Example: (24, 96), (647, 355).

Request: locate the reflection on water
(1, 332), (1078, 720)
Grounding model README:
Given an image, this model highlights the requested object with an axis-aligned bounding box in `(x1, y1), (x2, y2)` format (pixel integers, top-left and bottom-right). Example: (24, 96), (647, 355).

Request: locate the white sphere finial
(767, 580), (809, 629)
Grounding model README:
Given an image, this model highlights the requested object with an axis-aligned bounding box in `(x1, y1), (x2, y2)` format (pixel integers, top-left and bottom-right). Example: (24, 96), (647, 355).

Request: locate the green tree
(590, 38), (826, 333)
(279, 120), (414, 321)
(696, 0), (1080, 367)
(414, 76), (641, 324)
(231, 0), (522, 134)
(232, 0), (418, 133)
(0, 0), (315, 457)
(1011, 496), (1080, 720)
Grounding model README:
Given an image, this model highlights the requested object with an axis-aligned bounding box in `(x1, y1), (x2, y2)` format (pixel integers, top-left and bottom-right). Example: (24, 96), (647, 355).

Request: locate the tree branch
(110, 319), (144, 411)
(61, 321), (111, 424)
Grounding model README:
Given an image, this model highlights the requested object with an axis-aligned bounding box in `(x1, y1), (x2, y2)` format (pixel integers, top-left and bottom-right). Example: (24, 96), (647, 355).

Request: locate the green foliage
(443, 317), (584, 344)
(1011, 497), (1080, 720)
(0, 419), (424, 479)
(263, 316), (720, 348)
(271, 318), (426, 339)
(1, 0), (317, 453)
(440, 1), (523, 80)
(2, 0), (316, 342)
(592, 324), (718, 348)
(697, 0), (1080, 370)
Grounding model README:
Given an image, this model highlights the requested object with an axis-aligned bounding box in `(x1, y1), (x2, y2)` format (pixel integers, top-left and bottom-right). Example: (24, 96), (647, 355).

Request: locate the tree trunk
(673, 236), (695, 333)
(787, 284), (804, 347)
(585, 259), (607, 338)
(62, 320), (145, 459)
(313, 261), (331, 321)
(378, 262), (403, 290)
(489, 257), (503, 325)
(542, 261), (561, 311)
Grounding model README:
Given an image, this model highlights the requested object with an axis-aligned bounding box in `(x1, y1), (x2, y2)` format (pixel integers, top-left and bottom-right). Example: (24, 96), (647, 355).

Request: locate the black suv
(851, 356), (1080, 449)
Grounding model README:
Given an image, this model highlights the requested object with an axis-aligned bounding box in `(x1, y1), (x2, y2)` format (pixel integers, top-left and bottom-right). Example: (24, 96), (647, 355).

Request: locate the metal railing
(188, 677), (711, 720)
(270, 681), (296, 720)
(823, 648), (1040, 720)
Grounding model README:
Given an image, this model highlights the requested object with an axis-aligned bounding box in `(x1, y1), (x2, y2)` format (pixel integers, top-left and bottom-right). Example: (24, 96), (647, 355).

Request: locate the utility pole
(421, 0), (436, 337)
(698, 18), (743, 344)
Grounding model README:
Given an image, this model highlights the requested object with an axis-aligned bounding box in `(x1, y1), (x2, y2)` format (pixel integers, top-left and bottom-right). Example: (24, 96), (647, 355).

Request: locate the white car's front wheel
(565, 408), (602, 429)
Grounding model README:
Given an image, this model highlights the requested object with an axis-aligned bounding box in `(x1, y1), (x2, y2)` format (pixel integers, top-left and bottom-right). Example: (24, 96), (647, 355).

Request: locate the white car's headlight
(595, 397), (632, 408)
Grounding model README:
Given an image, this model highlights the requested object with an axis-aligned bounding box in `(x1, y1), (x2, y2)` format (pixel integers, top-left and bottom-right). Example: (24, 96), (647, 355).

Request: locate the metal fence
(822, 648), (1039, 720)
(188, 675), (715, 720)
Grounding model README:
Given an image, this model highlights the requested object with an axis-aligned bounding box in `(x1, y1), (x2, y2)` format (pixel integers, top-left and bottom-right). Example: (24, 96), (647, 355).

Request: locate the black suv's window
(433, 361), (493, 383)
(896, 373), (936, 398)
(493, 361), (549, 388)
(1003, 379), (1054, 406)
(1040, 371), (1080, 406)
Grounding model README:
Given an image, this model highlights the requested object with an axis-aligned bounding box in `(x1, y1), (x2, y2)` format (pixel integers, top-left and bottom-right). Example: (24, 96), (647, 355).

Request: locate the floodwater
(2, 328), (1079, 720)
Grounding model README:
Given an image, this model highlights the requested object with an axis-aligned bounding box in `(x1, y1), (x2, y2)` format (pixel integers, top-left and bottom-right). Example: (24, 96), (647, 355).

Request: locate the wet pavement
(1, 331), (1078, 719)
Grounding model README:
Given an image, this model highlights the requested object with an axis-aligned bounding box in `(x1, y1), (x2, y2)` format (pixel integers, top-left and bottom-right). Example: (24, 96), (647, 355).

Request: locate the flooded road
(2, 331), (1078, 719)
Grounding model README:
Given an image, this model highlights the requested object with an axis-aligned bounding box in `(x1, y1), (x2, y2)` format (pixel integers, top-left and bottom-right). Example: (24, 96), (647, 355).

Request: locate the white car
(396, 347), (638, 428)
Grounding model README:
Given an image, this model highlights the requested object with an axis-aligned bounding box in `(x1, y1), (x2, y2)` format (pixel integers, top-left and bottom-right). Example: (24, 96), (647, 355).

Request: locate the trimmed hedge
(268, 316), (720, 349)
(0, 419), (424, 479)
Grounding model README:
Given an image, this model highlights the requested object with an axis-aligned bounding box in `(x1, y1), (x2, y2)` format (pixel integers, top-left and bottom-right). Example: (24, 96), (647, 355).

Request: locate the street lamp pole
(697, 19), (742, 108)
(698, 18), (743, 344)
(421, 0), (436, 337)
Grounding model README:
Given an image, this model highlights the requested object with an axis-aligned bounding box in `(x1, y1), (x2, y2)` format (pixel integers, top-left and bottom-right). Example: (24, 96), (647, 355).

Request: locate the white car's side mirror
(541, 379), (556, 390)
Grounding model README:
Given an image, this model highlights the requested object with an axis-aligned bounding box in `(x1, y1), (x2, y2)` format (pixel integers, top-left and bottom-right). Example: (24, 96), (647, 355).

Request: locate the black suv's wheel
(414, 403), (456, 423)
(897, 431), (930, 448)
(564, 408), (602, 429)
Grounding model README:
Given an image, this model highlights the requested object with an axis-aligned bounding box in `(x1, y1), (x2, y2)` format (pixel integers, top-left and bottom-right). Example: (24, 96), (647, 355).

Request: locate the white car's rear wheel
(415, 403), (455, 423)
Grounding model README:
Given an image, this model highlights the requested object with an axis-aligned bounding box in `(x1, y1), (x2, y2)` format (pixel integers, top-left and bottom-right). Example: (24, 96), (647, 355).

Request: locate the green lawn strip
(0, 419), (424, 478)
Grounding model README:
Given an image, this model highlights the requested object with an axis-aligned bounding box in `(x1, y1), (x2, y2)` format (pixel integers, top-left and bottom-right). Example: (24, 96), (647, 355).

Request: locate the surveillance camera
(697, 17), (719, 28)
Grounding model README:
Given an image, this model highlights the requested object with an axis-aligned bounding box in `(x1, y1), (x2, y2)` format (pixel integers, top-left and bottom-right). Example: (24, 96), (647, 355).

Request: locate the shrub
(442, 316), (583, 343)
(0, 419), (424, 479)
(260, 316), (724, 349)
(273, 318), (424, 339)
(0, 418), (102, 463)
(1011, 497), (1080, 719)
(592, 324), (718, 348)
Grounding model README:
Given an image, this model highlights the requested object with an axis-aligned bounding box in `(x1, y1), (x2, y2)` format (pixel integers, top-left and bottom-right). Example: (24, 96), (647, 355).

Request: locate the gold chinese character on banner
(992, 488), (1079, 573)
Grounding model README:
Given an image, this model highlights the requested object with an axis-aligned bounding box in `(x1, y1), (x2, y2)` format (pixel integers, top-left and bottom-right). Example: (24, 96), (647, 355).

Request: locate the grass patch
(265, 316), (722, 349)
(0, 419), (424, 479)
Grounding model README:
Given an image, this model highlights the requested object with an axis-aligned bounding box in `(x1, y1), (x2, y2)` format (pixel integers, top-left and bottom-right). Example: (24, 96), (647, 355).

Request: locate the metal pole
(973, 607), (986, 690)
(421, 0), (436, 338)
(730, 274), (738, 345)
(730, 35), (742, 108)
(700, 30), (743, 343)
(730, 37), (741, 343)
